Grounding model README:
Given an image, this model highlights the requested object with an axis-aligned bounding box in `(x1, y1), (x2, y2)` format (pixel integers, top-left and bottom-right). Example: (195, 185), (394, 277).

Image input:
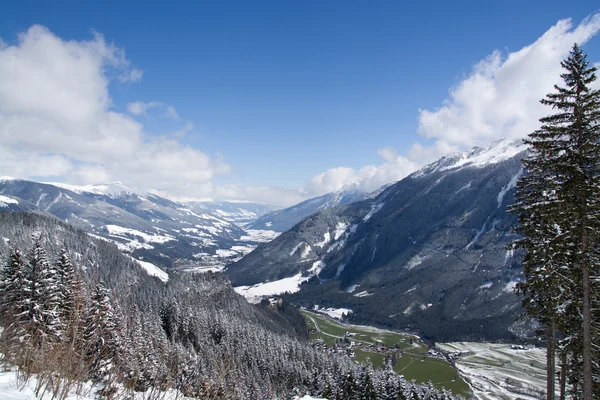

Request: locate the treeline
(0, 212), (462, 399)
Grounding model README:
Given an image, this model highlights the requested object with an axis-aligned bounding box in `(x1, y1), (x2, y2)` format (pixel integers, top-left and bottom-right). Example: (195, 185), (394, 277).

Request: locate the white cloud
(302, 14), (600, 199)
(0, 25), (228, 197)
(300, 150), (421, 198)
(127, 100), (179, 119)
(418, 14), (600, 150)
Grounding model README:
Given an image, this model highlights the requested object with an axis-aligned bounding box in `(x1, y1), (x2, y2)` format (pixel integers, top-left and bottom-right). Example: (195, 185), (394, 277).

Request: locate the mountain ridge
(227, 139), (530, 341)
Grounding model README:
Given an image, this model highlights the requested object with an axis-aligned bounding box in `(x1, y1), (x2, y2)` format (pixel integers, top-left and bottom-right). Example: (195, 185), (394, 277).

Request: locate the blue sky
(1, 1), (599, 205)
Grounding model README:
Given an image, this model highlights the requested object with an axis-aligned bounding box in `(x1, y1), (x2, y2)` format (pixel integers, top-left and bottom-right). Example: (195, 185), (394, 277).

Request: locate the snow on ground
(234, 273), (308, 303)
(354, 290), (373, 297)
(132, 257), (169, 282)
(497, 169), (522, 207)
(239, 229), (280, 242)
(0, 367), (191, 400)
(333, 222), (348, 240)
(344, 284), (359, 293)
(290, 241), (304, 256)
(0, 368), (94, 400)
(0, 195), (18, 207)
(315, 231), (331, 248)
(364, 202), (384, 221)
(290, 242), (315, 259)
(105, 225), (174, 244)
(442, 139), (527, 172)
(300, 243), (312, 258)
(479, 281), (493, 290)
(437, 342), (550, 400)
(235, 261), (324, 303)
(215, 248), (238, 258)
(313, 306), (353, 320)
(503, 281), (519, 293)
(405, 253), (427, 269)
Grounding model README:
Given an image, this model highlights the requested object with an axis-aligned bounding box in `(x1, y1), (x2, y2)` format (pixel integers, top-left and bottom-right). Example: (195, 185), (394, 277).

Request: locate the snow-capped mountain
(0, 178), (277, 269)
(188, 200), (278, 226)
(226, 139), (529, 341)
(246, 188), (370, 232)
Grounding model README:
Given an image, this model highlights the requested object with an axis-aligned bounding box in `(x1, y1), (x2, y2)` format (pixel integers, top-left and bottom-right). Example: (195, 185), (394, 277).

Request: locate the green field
(302, 310), (472, 398)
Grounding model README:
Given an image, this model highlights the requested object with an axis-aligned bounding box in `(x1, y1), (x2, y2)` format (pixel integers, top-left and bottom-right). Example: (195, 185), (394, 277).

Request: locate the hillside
(227, 140), (530, 341)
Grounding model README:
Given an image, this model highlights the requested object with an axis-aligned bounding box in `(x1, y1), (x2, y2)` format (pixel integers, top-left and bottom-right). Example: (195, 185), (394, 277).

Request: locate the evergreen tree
(28, 239), (63, 347)
(83, 283), (123, 397)
(511, 43), (600, 399)
(0, 249), (25, 325)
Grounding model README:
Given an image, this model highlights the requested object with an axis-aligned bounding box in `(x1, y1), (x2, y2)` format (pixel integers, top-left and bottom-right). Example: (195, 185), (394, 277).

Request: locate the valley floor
(437, 342), (549, 400)
(301, 310), (472, 398)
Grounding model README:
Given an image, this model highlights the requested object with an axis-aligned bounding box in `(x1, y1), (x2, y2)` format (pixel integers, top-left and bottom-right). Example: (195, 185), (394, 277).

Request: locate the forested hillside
(0, 211), (461, 399)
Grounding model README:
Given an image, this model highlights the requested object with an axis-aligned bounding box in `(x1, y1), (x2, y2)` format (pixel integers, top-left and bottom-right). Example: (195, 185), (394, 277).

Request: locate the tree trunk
(559, 349), (566, 400)
(582, 261), (593, 399)
(547, 320), (556, 400)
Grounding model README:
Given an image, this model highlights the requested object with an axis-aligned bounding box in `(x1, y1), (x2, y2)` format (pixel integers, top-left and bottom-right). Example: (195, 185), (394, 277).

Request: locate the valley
(302, 310), (472, 397)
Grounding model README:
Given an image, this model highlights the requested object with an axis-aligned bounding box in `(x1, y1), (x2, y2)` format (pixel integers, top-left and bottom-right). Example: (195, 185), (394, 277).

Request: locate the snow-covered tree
(83, 283), (123, 397)
(512, 43), (600, 399)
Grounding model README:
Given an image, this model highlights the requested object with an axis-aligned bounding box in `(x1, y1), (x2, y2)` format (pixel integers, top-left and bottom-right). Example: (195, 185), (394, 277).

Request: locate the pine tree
(83, 283), (123, 397)
(0, 249), (30, 362)
(0, 249), (25, 325)
(28, 239), (63, 348)
(511, 43), (600, 399)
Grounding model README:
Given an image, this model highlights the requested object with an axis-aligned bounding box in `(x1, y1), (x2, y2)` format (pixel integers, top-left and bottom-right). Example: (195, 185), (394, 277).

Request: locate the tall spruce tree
(512, 43), (600, 399)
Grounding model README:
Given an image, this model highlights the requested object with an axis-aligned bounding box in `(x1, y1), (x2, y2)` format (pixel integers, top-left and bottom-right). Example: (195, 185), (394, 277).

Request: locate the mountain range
(0, 179), (280, 270)
(226, 139), (531, 341)
(247, 188), (370, 232)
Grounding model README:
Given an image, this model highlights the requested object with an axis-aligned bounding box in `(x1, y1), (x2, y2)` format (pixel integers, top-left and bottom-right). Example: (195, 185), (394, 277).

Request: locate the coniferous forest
(0, 212), (459, 399)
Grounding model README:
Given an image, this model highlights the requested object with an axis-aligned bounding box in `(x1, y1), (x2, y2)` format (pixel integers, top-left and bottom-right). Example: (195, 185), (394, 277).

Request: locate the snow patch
(315, 231), (331, 248)
(0, 195), (19, 207)
(497, 169), (522, 207)
(131, 257), (169, 282)
(405, 253), (427, 269)
(504, 280), (519, 293)
(364, 202), (384, 221)
(404, 285), (419, 294)
(239, 229), (280, 242)
(344, 284), (359, 293)
(354, 291), (373, 298)
(234, 273), (307, 303)
(334, 263), (346, 279)
(314, 306), (353, 320)
(290, 242), (304, 256)
(455, 181), (472, 194)
(105, 225), (174, 244)
(334, 222), (348, 240)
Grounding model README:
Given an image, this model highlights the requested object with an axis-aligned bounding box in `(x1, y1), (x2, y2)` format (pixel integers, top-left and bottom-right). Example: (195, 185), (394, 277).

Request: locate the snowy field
(0, 367), (326, 400)
(0, 367), (186, 400)
(234, 273), (309, 303)
(437, 342), (550, 400)
(312, 306), (353, 320)
(131, 257), (169, 282)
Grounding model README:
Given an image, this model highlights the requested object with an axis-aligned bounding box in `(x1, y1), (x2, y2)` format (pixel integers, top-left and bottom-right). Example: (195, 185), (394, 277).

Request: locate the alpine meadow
(0, 3), (599, 400)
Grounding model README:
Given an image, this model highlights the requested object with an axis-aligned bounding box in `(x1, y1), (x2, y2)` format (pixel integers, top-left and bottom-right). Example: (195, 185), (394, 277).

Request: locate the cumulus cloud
(302, 14), (600, 199)
(0, 25), (228, 198)
(418, 14), (600, 149)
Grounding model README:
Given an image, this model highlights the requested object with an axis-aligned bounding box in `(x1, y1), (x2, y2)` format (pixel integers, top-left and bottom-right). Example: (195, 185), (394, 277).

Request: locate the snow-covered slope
(227, 139), (529, 341)
(0, 178), (275, 270)
(246, 188), (369, 232)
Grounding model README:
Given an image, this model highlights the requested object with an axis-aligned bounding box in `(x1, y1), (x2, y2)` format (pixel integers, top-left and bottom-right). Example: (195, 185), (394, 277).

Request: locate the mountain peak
(415, 138), (526, 178)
